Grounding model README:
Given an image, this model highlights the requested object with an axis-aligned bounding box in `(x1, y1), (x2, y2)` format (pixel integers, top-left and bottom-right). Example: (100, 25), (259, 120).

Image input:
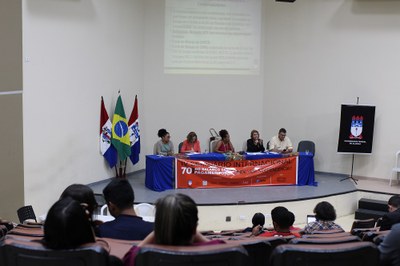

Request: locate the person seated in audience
(180, 131), (201, 153)
(243, 212), (265, 233)
(246, 130), (265, 153)
(96, 179), (153, 240)
(214, 129), (235, 153)
(154, 128), (174, 156)
(44, 198), (122, 266)
(269, 128), (293, 153)
(302, 201), (344, 234)
(378, 195), (400, 231)
(379, 223), (400, 266)
(60, 184), (98, 223)
(123, 193), (224, 266)
(44, 197), (97, 249)
(251, 207), (300, 237)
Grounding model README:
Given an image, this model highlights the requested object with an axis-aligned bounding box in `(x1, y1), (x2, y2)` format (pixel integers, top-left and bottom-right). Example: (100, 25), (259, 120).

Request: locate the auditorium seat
(16, 205), (37, 224)
(289, 235), (360, 245)
(0, 237), (110, 266)
(229, 238), (272, 266)
(302, 231), (351, 238)
(135, 243), (249, 266)
(350, 219), (376, 232)
(270, 242), (379, 266)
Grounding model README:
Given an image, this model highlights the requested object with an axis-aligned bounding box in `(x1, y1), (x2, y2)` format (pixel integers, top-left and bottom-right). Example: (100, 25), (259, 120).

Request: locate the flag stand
(115, 160), (127, 178)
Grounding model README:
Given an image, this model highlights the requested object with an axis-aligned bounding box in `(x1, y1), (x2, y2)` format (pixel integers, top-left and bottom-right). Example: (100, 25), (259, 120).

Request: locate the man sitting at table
(269, 128), (293, 153)
(96, 179), (153, 240)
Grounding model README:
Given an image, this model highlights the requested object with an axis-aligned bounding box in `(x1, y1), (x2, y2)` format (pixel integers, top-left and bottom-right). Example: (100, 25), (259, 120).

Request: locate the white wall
(262, 0), (400, 179)
(23, 0), (145, 215)
(22, 0), (400, 215)
(141, 0), (264, 154)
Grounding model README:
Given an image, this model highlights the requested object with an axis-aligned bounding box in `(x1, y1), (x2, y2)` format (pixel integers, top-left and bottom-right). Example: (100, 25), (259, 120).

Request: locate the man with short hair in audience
(379, 223), (400, 266)
(251, 207), (300, 238)
(269, 128), (293, 153)
(379, 195), (400, 231)
(96, 179), (153, 240)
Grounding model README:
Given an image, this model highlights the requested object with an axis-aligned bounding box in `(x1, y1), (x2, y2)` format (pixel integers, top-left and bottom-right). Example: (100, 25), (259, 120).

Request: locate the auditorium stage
(89, 171), (358, 206)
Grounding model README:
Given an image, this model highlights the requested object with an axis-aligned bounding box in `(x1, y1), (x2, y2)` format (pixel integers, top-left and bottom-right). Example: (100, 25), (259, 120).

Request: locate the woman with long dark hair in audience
(60, 184), (98, 219)
(123, 193), (224, 266)
(44, 197), (96, 249)
(44, 197), (122, 265)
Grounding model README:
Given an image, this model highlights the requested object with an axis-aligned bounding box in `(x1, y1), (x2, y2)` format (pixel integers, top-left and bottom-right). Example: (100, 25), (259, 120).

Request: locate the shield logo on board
(349, 115), (363, 139)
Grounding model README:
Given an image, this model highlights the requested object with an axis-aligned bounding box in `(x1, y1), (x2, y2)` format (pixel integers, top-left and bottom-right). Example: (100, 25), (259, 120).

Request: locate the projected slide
(164, 0), (261, 75)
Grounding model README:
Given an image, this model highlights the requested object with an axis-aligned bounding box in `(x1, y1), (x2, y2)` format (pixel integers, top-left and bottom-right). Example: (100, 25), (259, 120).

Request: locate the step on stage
(89, 171), (357, 206)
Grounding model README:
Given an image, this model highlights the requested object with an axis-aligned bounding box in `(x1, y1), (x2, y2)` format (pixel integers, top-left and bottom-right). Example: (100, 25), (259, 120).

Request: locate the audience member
(378, 195), (400, 231)
(214, 129), (235, 153)
(303, 201), (344, 234)
(269, 128), (293, 153)
(154, 128), (174, 156)
(60, 184), (98, 220)
(252, 207), (300, 237)
(96, 179), (153, 240)
(379, 223), (400, 266)
(44, 197), (122, 266)
(243, 212), (265, 233)
(246, 130), (265, 152)
(123, 193), (224, 266)
(44, 197), (95, 249)
(180, 131), (201, 153)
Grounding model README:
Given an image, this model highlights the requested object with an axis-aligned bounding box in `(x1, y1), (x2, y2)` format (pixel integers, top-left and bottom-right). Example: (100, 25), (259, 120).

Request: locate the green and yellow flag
(111, 95), (131, 161)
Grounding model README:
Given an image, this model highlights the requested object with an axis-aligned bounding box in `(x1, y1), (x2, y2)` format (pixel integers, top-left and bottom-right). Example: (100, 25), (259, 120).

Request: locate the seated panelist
(269, 128), (293, 153)
(180, 132), (201, 153)
(246, 129), (265, 152)
(154, 128), (174, 156)
(214, 129), (235, 153)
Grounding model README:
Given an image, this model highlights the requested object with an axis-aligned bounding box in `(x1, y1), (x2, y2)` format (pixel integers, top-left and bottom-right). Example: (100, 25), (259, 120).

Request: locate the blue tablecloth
(145, 152), (316, 191)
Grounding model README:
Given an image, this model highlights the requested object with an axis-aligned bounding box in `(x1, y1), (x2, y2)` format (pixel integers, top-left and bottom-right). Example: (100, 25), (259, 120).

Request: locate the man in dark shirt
(379, 195), (400, 231)
(96, 179), (153, 240)
(379, 223), (400, 266)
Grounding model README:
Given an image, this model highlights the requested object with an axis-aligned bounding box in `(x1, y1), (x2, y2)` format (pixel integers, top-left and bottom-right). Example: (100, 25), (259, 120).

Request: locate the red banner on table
(175, 156), (298, 189)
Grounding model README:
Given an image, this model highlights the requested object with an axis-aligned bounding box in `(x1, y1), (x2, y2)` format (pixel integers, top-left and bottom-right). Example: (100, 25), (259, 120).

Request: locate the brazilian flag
(112, 95), (131, 161)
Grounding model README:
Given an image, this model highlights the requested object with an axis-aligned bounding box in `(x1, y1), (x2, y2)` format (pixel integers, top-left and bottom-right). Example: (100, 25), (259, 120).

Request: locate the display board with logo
(337, 104), (376, 154)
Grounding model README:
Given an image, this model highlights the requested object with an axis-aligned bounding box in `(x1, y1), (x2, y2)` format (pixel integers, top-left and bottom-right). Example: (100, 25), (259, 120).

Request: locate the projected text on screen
(165, 0), (261, 75)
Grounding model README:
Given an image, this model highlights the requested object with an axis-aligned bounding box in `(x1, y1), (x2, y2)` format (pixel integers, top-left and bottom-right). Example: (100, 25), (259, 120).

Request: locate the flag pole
(119, 160), (123, 178)
(123, 159), (127, 178)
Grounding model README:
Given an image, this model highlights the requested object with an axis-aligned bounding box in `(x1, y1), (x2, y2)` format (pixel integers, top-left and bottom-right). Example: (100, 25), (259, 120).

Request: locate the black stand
(340, 97), (360, 185)
(340, 153), (358, 184)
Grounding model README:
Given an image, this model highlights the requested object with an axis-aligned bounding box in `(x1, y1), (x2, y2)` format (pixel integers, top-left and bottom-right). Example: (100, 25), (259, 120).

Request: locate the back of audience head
(60, 184), (97, 218)
(252, 213), (265, 229)
(103, 179), (134, 217)
(154, 193), (198, 246)
(271, 207), (295, 231)
(44, 197), (95, 249)
(314, 201), (337, 221)
(388, 195), (400, 212)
